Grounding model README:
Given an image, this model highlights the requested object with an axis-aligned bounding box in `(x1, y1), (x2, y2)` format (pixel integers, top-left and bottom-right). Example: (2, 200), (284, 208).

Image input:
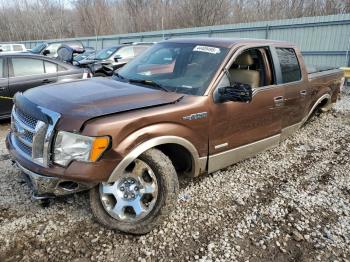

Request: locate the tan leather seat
(229, 53), (260, 88)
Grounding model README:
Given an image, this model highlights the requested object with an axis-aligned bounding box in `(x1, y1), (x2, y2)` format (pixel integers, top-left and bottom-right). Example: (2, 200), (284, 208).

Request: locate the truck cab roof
(164, 37), (292, 48)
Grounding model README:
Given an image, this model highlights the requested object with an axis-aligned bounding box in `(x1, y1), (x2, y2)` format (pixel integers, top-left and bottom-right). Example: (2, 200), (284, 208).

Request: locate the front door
(208, 47), (284, 173)
(0, 57), (12, 117)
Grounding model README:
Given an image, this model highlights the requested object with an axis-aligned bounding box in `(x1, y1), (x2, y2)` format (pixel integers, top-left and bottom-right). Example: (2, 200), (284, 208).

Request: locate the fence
(8, 13), (350, 67)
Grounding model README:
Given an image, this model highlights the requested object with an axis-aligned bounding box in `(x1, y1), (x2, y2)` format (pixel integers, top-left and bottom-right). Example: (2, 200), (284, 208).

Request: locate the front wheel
(90, 148), (179, 234)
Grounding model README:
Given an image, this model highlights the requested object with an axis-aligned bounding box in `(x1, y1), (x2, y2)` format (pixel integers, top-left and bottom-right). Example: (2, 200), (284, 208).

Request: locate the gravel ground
(0, 92), (350, 262)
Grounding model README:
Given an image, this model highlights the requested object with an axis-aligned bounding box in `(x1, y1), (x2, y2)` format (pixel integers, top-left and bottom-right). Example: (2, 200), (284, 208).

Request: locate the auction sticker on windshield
(193, 45), (221, 54)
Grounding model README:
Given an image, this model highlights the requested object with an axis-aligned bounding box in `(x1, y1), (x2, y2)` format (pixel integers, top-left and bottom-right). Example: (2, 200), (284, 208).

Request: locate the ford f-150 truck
(6, 38), (344, 234)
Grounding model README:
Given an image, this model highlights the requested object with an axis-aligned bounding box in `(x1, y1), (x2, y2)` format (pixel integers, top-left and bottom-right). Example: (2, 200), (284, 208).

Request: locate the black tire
(90, 148), (179, 234)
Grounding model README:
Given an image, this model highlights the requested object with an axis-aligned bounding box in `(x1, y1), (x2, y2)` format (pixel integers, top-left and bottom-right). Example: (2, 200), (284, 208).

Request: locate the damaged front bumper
(16, 161), (95, 199)
(6, 132), (99, 199)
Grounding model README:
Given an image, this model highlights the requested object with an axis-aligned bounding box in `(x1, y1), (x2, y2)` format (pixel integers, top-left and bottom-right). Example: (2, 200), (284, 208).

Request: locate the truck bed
(307, 64), (337, 74)
(307, 66), (343, 82)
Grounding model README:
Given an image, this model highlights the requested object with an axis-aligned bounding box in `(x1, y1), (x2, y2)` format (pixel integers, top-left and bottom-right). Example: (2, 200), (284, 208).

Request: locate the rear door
(8, 57), (51, 96)
(0, 57), (12, 117)
(272, 47), (306, 130)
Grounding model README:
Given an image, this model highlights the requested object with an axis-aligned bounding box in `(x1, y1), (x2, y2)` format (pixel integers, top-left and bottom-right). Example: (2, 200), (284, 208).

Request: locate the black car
(75, 43), (153, 77)
(0, 53), (89, 118)
(29, 41), (85, 58)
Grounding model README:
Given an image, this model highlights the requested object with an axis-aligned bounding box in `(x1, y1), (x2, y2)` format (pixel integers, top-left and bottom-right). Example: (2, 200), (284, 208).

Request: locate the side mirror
(114, 55), (122, 62)
(42, 49), (50, 56)
(218, 83), (252, 103)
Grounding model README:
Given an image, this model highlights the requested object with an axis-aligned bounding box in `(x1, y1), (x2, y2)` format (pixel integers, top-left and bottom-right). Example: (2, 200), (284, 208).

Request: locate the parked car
(73, 49), (96, 62)
(0, 43), (26, 53)
(29, 41), (85, 58)
(73, 52), (96, 65)
(0, 53), (89, 118)
(6, 38), (344, 234)
(76, 42), (153, 77)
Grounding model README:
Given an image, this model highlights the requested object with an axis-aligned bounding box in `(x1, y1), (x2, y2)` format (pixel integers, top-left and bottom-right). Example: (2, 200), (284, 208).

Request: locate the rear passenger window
(44, 61), (57, 73)
(12, 58), (44, 77)
(276, 48), (301, 83)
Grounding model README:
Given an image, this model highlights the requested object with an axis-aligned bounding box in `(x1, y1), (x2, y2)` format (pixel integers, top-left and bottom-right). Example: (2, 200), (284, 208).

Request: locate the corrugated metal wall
(10, 14), (350, 67)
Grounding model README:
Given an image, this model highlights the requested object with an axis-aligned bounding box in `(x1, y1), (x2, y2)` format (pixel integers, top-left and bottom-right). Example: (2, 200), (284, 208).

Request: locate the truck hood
(24, 78), (183, 131)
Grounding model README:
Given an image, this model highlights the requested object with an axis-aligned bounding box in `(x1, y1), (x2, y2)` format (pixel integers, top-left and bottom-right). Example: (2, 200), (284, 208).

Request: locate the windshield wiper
(128, 79), (169, 92)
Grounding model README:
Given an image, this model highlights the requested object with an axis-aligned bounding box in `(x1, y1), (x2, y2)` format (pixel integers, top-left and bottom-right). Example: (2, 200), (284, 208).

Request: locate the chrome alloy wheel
(99, 159), (158, 222)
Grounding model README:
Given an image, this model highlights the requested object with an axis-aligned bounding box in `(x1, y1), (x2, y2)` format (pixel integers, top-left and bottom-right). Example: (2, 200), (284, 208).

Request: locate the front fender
(108, 135), (204, 183)
(114, 122), (205, 153)
(105, 122), (207, 182)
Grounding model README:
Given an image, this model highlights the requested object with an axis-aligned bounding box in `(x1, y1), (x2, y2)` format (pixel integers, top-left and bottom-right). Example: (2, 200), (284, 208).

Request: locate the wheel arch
(303, 93), (331, 123)
(107, 136), (206, 183)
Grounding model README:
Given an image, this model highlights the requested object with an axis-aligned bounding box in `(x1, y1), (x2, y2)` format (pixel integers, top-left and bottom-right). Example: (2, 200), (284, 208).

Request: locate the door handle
(42, 79), (53, 84)
(300, 90), (307, 96)
(274, 96), (284, 107)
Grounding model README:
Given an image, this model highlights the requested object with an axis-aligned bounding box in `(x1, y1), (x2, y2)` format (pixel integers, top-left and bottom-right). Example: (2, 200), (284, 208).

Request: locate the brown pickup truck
(6, 38), (344, 234)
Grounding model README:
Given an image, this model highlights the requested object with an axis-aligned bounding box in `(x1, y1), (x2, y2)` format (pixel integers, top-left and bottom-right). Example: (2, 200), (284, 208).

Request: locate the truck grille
(16, 138), (32, 156)
(15, 108), (38, 129)
(11, 105), (60, 167)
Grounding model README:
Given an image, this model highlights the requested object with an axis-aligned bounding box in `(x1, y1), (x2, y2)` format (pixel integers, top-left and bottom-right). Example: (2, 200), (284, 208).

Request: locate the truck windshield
(95, 46), (119, 60)
(115, 42), (229, 96)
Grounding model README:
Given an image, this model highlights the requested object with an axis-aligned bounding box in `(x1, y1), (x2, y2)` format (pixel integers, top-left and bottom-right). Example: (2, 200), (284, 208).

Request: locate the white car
(0, 43), (27, 53)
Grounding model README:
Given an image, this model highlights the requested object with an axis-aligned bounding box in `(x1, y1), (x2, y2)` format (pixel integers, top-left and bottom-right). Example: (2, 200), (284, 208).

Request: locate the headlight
(53, 131), (110, 166)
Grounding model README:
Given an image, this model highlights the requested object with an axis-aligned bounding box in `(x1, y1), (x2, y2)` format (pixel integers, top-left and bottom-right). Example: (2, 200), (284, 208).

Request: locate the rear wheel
(90, 148), (179, 234)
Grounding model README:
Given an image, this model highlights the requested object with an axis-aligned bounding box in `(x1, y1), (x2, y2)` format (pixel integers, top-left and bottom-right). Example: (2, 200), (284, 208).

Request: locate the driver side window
(227, 48), (274, 89)
(214, 47), (275, 103)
